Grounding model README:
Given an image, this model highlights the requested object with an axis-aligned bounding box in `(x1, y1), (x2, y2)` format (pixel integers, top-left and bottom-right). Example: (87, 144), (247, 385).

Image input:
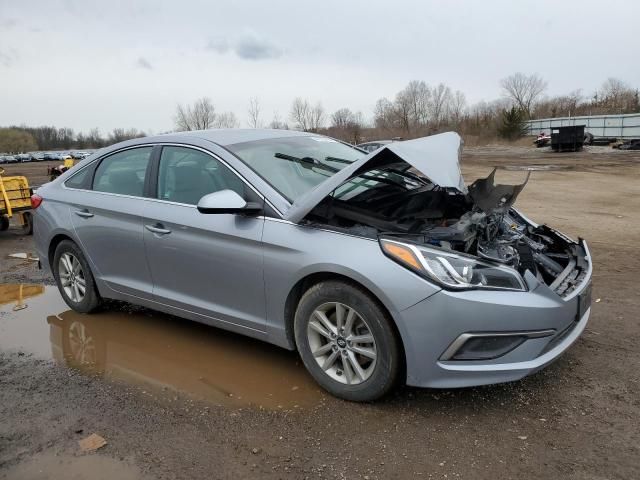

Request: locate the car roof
(153, 128), (316, 147)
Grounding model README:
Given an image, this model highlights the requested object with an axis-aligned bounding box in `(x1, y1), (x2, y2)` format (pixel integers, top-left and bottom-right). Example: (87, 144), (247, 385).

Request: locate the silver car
(32, 130), (592, 401)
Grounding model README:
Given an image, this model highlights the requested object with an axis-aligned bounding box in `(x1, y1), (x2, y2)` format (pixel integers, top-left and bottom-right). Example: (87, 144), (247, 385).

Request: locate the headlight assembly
(380, 239), (526, 291)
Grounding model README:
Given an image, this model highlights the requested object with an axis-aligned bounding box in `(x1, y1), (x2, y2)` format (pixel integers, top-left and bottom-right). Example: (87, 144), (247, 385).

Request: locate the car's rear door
(143, 145), (266, 333)
(68, 146), (155, 299)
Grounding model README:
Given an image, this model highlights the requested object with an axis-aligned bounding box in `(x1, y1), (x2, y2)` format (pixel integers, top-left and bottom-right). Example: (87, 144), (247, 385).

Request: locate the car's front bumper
(399, 240), (592, 388)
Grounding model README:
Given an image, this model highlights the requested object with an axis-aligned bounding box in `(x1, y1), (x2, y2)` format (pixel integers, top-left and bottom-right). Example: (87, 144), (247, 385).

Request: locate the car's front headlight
(380, 239), (526, 291)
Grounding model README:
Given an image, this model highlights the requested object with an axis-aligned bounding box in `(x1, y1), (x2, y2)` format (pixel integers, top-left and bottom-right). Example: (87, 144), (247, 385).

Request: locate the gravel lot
(1, 147), (639, 479)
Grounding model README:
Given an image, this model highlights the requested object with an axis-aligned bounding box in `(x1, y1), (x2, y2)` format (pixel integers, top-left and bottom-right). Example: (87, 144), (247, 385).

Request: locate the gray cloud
(206, 38), (230, 54)
(0, 49), (17, 67)
(136, 57), (153, 70)
(206, 31), (281, 61)
(234, 31), (281, 60)
(0, 18), (17, 28)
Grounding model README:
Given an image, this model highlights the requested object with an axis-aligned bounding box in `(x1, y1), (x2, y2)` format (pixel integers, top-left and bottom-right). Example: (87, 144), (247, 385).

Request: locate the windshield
(227, 136), (364, 202)
(333, 167), (429, 201)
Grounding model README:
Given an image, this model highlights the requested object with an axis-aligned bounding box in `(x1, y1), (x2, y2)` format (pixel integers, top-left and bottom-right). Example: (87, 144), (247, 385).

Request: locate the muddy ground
(1, 147), (639, 479)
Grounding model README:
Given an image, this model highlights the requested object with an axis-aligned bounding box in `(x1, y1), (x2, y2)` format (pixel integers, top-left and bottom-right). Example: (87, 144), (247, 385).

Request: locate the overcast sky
(1, 0), (638, 133)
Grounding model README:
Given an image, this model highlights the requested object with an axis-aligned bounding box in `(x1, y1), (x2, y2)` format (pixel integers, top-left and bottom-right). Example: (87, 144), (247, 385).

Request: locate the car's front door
(68, 146), (154, 299)
(143, 145), (266, 333)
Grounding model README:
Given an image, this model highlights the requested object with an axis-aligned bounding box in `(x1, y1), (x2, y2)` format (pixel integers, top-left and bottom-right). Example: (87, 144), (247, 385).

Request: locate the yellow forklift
(0, 167), (34, 235)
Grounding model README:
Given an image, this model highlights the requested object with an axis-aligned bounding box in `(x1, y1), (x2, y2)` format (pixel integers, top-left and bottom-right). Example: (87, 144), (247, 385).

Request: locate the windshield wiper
(324, 156), (354, 165)
(274, 152), (340, 173)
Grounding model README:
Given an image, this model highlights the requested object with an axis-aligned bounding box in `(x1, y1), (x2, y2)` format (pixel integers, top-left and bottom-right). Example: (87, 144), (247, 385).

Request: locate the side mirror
(197, 190), (262, 215)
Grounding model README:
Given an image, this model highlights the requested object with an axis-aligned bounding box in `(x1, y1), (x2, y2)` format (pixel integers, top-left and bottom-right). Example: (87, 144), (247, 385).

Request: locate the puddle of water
(3, 452), (147, 480)
(0, 284), (321, 409)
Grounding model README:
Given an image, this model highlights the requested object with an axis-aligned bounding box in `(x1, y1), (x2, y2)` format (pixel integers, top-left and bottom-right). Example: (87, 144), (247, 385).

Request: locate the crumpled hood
(284, 132), (465, 223)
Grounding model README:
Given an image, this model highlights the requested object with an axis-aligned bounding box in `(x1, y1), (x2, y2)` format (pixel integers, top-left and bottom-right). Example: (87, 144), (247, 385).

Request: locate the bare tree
(500, 73), (547, 118)
(429, 83), (452, 128)
(269, 111), (288, 129)
(373, 97), (395, 130)
(401, 80), (430, 127)
(330, 108), (364, 144)
(448, 90), (467, 126)
(174, 97), (217, 131)
(331, 108), (354, 129)
(213, 112), (239, 128)
(394, 89), (413, 135)
(290, 97), (311, 131)
(109, 128), (145, 144)
(308, 102), (325, 132)
(247, 96), (262, 128)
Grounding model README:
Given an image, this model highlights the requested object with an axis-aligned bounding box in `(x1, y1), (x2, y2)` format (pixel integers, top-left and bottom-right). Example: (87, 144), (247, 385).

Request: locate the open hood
(284, 132), (465, 223)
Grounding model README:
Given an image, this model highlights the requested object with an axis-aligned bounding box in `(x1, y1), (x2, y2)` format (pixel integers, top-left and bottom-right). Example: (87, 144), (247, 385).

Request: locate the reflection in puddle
(0, 285), (321, 409)
(0, 283), (45, 310)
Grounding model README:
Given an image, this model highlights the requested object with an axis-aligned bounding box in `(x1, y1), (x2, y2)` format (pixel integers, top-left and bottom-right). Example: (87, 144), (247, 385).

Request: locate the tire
(53, 240), (101, 313)
(0, 215), (9, 231)
(294, 280), (401, 402)
(21, 212), (33, 235)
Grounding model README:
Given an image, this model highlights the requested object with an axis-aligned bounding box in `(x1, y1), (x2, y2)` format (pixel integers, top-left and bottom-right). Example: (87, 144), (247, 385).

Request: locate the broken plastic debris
(8, 253), (39, 261)
(595, 298), (601, 303)
(78, 433), (107, 452)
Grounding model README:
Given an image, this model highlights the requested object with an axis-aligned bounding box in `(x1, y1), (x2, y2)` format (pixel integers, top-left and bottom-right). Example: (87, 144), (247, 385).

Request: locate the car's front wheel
(294, 280), (401, 402)
(53, 240), (101, 313)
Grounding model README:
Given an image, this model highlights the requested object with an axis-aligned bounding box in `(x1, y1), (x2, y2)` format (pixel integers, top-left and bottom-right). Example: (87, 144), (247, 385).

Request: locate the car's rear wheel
(21, 212), (33, 235)
(294, 280), (400, 402)
(53, 240), (101, 313)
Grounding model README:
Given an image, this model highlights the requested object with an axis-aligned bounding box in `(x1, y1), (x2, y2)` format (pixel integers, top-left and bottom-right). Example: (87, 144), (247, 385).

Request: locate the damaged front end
(294, 133), (590, 296)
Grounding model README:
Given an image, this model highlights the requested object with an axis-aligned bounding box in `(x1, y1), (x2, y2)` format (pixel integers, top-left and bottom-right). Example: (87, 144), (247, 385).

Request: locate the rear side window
(92, 147), (152, 197)
(65, 167), (91, 189)
(157, 146), (245, 205)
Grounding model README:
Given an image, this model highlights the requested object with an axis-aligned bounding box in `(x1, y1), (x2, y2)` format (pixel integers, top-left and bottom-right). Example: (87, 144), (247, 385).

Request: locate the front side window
(92, 147), (152, 197)
(227, 136), (365, 202)
(157, 146), (245, 205)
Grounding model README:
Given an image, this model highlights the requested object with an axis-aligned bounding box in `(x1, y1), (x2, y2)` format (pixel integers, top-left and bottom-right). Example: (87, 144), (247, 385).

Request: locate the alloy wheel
(58, 252), (86, 303)
(307, 302), (377, 385)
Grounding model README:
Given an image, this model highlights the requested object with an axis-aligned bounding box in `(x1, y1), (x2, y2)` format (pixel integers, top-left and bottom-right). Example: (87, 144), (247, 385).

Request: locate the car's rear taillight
(31, 194), (43, 209)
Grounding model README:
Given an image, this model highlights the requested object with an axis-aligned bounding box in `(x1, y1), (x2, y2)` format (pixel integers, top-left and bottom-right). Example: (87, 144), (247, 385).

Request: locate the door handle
(74, 209), (94, 218)
(145, 223), (172, 235)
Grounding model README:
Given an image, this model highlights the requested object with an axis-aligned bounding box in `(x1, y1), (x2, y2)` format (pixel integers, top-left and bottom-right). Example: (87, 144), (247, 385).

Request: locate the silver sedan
(32, 129), (592, 401)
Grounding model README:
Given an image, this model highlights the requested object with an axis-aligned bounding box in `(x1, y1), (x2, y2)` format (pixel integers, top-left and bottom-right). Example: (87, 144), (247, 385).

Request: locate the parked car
(71, 151), (91, 160)
(32, 130), (592, 402)
(356, 139), (396, 153)
(616, 139), (640, 150)
(43, 152), (57, 161)
(15, 153), (31, 162)
(2, 155), (18, 163)
(31, 152), (45, 162)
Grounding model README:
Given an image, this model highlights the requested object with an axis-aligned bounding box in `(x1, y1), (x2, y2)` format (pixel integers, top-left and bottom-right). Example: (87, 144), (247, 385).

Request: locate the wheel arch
(283, 271), (407, 378)
(48, 233), (76, 271)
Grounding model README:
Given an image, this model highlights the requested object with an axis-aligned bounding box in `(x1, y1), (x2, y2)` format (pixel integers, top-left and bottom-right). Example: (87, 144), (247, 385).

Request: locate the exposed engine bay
(303, 165), (588, 296)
